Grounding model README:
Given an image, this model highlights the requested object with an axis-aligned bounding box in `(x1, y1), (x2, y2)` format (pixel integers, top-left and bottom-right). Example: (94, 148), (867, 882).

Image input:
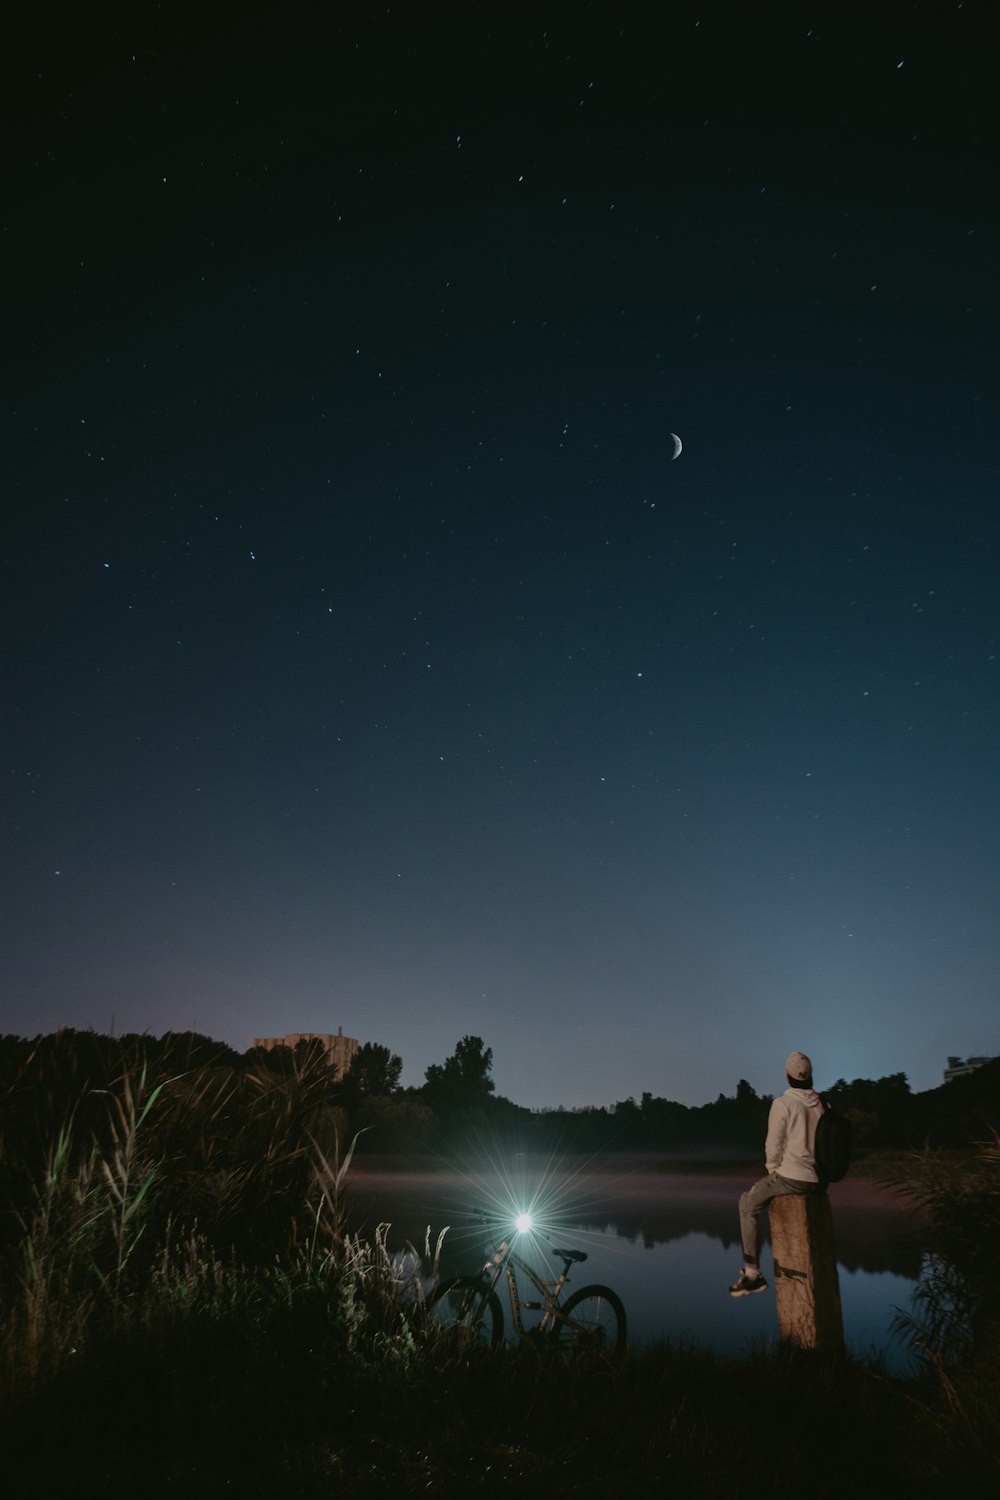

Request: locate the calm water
(345, 1159), (924, 1374)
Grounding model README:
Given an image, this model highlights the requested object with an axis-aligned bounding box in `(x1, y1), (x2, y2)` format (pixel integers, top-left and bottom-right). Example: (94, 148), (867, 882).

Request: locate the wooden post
(770, 1192), (844, 1351)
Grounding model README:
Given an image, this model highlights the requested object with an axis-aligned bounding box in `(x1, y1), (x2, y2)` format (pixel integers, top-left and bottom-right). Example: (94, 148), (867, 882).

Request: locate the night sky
(4, 3), (997, 1109)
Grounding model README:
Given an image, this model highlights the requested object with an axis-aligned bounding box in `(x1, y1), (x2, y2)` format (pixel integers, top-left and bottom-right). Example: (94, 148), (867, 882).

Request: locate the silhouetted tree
(423, 1035), (494, 1115)
(341, 1042), (402, 1098)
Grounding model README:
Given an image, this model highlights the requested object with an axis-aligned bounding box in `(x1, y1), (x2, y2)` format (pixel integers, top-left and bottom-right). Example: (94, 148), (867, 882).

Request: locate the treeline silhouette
(2, 1026), (997, 1199)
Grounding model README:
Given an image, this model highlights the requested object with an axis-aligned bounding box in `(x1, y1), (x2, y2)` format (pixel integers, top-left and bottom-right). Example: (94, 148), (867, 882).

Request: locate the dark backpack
(814, 1098), (852, 1183)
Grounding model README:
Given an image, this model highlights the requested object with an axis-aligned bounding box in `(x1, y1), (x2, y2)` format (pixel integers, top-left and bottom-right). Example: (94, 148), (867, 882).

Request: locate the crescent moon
(670, 432), (683, 460)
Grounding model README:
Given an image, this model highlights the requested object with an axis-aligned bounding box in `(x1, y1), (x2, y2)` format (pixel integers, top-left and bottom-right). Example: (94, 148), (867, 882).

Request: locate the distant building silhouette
(943, 1054), (998, 1084)
(253, 1028), (358, 1079)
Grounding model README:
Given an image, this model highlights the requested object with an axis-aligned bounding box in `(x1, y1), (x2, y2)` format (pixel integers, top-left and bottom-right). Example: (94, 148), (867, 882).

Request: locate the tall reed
(876, 1132), (1000, 1474)
(0, 1069), (435, 1399)
(878, 1131), (999, 1364)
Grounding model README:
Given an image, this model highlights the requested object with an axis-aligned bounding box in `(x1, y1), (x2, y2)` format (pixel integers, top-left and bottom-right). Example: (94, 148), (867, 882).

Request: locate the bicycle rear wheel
(429, 1276), (503, 1347)
(553, 1284), (626, 1352)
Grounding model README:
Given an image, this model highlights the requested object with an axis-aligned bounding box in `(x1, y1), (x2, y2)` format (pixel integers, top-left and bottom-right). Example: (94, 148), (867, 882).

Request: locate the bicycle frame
(481, 1238), (579, 1338)
(430, 1222), (626, 1352)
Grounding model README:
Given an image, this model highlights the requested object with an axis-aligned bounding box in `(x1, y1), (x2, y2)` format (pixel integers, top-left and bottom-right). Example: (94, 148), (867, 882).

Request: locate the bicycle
(429, 1212), (626, 1352)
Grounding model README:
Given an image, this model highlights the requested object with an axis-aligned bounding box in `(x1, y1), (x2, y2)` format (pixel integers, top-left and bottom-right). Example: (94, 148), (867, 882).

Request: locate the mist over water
(346, 1161), (923, 1374)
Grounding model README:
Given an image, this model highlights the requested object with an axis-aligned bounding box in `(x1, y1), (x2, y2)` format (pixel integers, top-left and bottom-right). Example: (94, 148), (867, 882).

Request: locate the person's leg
(732, 1174), (817, 1294)
(738, 1173), (786, 1270)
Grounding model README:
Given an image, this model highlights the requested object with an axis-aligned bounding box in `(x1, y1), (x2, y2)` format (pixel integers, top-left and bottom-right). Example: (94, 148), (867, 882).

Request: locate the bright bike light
(515, 1212), (533, 1234)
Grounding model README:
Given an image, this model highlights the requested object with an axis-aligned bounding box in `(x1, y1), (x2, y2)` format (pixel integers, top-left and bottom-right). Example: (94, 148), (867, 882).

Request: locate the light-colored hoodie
(765, 1085), (824, 1181)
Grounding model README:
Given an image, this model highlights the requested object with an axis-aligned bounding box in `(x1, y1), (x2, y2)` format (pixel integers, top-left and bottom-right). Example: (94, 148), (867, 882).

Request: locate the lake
(344, 1156), (924, 1374)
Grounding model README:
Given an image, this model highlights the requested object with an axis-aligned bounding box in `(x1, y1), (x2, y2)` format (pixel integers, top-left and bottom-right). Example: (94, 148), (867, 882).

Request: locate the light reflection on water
(346, 1164), (923, 1375)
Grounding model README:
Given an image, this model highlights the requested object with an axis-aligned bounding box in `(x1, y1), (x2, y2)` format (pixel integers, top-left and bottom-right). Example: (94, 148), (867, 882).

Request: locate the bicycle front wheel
(429, 1276), (504, 1347)
(553, 1284), (626, 1352)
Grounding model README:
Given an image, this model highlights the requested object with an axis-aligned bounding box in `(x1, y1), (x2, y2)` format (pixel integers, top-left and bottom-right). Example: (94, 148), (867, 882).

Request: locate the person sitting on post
(730, 1051), (824, 1296)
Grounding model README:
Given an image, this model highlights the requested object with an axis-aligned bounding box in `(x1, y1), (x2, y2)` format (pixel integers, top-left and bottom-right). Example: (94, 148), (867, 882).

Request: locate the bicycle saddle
(551, 1246), (587, 1262)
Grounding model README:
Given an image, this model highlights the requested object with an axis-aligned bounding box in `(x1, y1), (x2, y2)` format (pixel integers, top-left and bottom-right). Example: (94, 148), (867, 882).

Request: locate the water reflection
(345, 1164), (923, 1374)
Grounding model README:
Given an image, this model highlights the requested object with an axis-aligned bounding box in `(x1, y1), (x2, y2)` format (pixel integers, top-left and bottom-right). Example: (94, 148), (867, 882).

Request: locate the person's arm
(764, 1097), (786, 1174)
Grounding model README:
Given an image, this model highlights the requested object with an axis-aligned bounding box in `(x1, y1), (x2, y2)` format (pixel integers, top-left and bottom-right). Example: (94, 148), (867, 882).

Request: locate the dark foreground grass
(3, 1294), (998, 1499)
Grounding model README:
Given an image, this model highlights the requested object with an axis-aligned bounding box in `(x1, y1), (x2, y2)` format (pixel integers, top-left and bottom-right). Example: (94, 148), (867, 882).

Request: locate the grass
(4, 1300), (997, 1496)
(1, 1072), (998, 1496)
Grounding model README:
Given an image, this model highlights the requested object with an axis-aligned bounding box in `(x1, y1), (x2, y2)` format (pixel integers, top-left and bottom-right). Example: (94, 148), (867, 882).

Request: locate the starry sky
(4, 2), (997, 1109)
